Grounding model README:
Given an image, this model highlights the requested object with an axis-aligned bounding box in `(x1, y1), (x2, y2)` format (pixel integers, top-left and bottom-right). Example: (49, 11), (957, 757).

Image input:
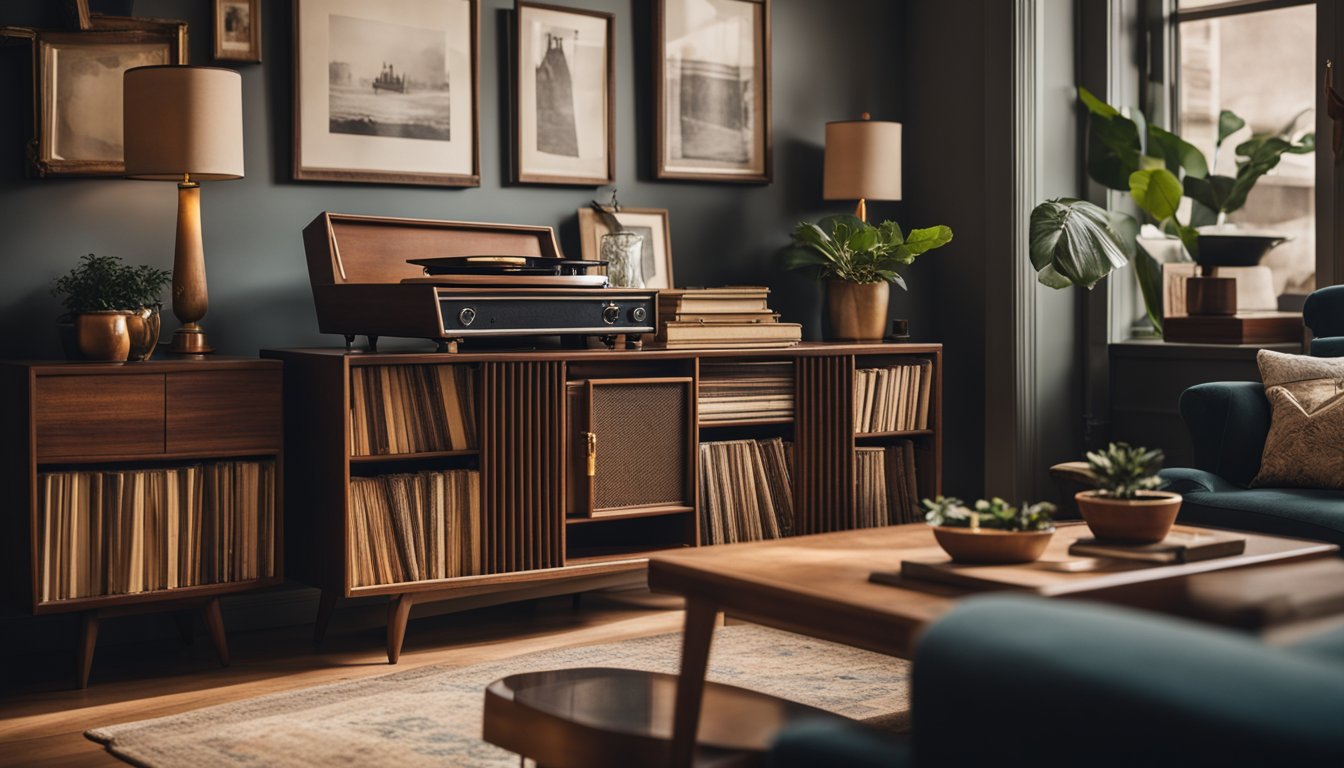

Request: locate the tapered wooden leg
(387, 593), (413, 664)
(77, 611), (99, 689)
(314, 589), (338, 645)
(174, 610), (195, 645)
(203, 597), (230, 667)
(669, 599), (719, 768)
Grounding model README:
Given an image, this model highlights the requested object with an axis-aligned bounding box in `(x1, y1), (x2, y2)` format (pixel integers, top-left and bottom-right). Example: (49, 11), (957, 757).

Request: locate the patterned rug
(87, 625), (910, 767)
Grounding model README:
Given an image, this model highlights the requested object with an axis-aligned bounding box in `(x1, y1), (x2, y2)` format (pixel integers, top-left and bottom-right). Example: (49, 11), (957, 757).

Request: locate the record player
(302, 212), (659, 352)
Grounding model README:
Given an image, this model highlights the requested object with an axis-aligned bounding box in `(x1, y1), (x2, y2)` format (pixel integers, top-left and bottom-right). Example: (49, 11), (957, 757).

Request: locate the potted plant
(1028, 87), (1313, 333)
(923, 496), (1057, 564)
(783, 215), (953, 341)
(1075, 442), (1181, 544)
(53, 254), (172, 362)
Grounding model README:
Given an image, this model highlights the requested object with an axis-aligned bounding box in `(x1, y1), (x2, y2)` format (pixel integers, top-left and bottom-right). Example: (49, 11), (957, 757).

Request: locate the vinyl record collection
(698, 437), (794, 544)
(350, 365), (478, 456)
(854, 441), (922, 527)
(854, 360), (933, 433)
(38, 461), (276, 602)
(348, 469), (481, 587)
(697, 361), (795, 424)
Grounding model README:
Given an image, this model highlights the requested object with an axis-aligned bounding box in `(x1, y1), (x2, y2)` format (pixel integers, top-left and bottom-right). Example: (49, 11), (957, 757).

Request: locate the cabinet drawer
(35, 374), (166, 460)
(167, 369), (282, 453)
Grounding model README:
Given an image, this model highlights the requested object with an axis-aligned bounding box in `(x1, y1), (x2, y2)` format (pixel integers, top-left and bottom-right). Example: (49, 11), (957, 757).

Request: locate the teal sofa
(769, 595), (1344, 766)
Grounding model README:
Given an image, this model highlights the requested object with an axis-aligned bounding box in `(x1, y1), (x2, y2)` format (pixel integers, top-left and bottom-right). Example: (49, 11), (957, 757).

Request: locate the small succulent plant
(923, 496), (1056, 532)
(1085, 442), (1165, 499)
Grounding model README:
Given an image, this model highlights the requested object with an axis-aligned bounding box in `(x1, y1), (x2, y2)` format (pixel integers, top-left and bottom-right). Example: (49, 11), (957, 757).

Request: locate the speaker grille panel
(590, 382), (690, 511)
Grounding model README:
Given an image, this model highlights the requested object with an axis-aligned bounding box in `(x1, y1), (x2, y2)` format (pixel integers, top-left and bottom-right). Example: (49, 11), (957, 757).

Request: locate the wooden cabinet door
(34, 374), (166, 460)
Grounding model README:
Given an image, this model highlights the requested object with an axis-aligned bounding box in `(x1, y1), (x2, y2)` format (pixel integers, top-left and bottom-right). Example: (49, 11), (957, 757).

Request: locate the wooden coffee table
(647, 522), (1338, 768)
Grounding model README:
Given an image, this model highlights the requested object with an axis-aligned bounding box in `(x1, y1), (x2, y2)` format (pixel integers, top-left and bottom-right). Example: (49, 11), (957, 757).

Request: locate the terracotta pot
(826, 281), (889, 341)
(125, 307), (161, 362)
(931, 526), (1055, 565)
(75, 311), (131, 362)
(1075, 490), (1183, 544)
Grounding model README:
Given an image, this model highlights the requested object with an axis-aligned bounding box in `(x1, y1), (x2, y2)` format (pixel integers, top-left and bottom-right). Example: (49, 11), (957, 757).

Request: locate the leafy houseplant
(1029, 87), (1313, 334)
(53, 254), (172, 362)
(1074, 442), (1182, 544)
(783, 215), (953, 341)
(923, 496), (1057, 564)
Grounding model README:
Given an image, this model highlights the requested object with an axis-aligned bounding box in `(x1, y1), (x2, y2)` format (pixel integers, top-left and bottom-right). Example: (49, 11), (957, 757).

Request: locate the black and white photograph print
(515, 3), (614, 185)
(294, 0), (480, 187)
(656, 0), (771, 182)
(214, 0), (262, 62)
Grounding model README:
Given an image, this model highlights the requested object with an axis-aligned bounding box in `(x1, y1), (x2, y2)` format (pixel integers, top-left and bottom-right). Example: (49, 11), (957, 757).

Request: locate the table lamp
(123, 65), (244, 354)
(823, 114), (902, 223)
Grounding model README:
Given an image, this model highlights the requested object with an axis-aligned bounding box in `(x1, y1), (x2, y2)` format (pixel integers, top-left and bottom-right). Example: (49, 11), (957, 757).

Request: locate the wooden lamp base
(171, 181), (214, 355)
(1186, 275), (1237, 316)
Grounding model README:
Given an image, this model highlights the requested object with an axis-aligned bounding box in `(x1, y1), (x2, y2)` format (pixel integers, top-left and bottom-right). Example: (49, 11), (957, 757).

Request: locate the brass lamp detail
(823, 113), (902, 223)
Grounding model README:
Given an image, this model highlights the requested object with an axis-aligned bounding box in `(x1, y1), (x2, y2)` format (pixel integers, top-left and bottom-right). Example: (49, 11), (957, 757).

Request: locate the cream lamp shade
(124, 65), (244, 180)
(823, 118), (902, 203)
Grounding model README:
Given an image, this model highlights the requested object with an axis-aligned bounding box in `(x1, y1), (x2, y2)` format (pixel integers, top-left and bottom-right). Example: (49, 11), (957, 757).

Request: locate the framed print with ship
(293, 0), (480, 186)
(654, 0), (770, 183)
(514, 2), (614, 185)
(577, 206), (674, 289)
(214, 0), (262, 63)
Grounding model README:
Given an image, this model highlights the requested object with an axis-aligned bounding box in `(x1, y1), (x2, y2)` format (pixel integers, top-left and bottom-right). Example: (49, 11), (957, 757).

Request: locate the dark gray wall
(0, 0), (918, 359)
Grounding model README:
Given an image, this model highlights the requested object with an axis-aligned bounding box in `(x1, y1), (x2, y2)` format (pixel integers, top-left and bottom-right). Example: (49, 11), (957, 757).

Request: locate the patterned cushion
(1252, 350), (1344, 489)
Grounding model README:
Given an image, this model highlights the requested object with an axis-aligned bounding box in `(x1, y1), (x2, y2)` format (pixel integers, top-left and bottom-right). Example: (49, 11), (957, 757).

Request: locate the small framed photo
(31, 23), (187, 177)
(215, 0), (263, 63)
(654, 0), (771, 183)
(514, 2), (614, 186)
(577, 207), (675, 289)
(293, 0), (480, 187)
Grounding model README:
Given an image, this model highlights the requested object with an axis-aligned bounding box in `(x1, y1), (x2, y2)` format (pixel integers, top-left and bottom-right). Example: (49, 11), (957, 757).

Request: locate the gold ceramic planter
(125, 307), (161, 361)
(826, 281), (889, 341)
(74, 311), (131, 362)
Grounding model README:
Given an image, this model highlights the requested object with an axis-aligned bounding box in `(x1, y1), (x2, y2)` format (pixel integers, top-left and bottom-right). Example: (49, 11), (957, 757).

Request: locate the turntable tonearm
(302, 212), (659, 352)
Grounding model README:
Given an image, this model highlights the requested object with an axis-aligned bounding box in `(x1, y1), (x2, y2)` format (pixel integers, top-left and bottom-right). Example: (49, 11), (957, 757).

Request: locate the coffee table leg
(670, 599), (718, 768)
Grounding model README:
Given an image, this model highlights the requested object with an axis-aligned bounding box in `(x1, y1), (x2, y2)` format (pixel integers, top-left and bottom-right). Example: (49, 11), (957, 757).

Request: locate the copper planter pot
(125, 307), (161, 361)
(1075, 490), (1183, 544)
(74, 311), (131, 362)
(931, 526), (1055, 564)
(826, 281), (889, 341)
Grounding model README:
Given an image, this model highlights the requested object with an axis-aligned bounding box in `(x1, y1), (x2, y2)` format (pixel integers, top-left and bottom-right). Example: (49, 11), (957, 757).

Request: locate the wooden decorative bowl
(1075, 490), (1182, 544)
(931, 526), (1055, 565)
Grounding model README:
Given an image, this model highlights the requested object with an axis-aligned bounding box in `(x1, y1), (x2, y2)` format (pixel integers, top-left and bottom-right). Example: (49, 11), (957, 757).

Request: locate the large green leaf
(1078, 86), (1120, 118)
(894, 226), (954, 262)
(1078, 88), (1143, 191)
(1216, 110), (1245, 150)
(1147, 125), (1209, 179)
(1128, 168), (1183, 222)
(1133, 240), (1165, 335)
(1029, 198), (1131, 290)
(1183, 174), (1236, 216)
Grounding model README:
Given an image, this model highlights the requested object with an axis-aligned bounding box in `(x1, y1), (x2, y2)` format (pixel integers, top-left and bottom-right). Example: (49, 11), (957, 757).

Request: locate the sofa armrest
(1159, 466), (1239, 495)
(910, 596), (1344, 767)
(769, 719), (910, 768)
(1178, 381), (1270, 487)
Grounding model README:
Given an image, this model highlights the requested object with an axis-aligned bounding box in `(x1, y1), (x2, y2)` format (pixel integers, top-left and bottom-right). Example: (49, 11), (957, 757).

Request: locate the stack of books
(698, 437), (794, 544)
(656, 287), (802, 349)
(853, 442), (922, 529)
(854, 360), (933, 433)
(350, 365), (477, 456)
(38, 461), (276, 602)
(348, 469), (480, 587)
(698, 361), (795, 424)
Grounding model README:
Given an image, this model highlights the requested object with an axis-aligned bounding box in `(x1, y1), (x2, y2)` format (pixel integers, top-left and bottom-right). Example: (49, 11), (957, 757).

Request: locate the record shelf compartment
(263, 343), (941, 662)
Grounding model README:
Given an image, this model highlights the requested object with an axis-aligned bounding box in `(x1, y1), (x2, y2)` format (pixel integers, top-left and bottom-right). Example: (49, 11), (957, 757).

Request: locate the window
(1176, 0), (1316, 297)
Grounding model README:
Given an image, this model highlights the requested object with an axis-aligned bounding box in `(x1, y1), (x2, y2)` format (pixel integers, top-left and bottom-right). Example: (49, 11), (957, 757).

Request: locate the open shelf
(350, 449), (479, 464)
(698, 418), (794, 429)
(564, 544), (691, 567)
(567, 506), (695, 525)
(855, 429), (934, 439)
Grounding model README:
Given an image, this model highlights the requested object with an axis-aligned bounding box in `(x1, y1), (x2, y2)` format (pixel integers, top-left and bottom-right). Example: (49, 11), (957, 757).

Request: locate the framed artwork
(293, 0), (480, 187)
(654, 0), (771, 183)
(31, 23), (186, 177)
(215, 0), (262, 63)
(577, 207), (675, 289)
(513, 2), (614, 185)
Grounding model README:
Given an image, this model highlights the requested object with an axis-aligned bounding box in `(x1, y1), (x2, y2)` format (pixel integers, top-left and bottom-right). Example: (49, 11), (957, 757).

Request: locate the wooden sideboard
(264, 342), (942, 663)
(0, 358), (283, 687)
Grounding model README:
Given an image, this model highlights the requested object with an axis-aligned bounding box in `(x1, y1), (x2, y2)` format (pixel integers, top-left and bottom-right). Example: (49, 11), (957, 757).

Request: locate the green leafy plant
(1029, 87), (1313, 334)
(1084, 442), (1165, 499)
(923, 496), (1056, 532)
(782, 214), (953, 288)
(52, 254), (172, 315)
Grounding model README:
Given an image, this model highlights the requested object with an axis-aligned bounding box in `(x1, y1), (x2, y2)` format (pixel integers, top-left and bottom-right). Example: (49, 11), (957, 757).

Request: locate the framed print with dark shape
(32, 24), (186, 177)
(577, 207), (674, 289)
(655, 0), (770, 183)
(215, 0), (262, 63)
(514, 3), (613, 185)
(293, 0), (480, 187)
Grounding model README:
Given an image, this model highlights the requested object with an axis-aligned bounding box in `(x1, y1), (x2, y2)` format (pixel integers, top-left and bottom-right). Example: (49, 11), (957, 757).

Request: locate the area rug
(87, 625), (910, 767)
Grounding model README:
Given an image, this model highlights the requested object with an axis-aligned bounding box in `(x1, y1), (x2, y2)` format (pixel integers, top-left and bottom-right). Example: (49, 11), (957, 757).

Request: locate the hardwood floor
(0, 588), (687, 767)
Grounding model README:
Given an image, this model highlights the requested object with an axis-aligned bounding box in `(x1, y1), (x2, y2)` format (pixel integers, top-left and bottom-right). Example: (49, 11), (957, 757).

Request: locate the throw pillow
(1252, 349), (1344, 489)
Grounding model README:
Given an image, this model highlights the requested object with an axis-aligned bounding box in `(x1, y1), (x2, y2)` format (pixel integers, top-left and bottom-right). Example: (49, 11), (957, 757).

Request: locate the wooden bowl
(931, 526), (1055, 565)
(1075, 490), (1182, 544)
